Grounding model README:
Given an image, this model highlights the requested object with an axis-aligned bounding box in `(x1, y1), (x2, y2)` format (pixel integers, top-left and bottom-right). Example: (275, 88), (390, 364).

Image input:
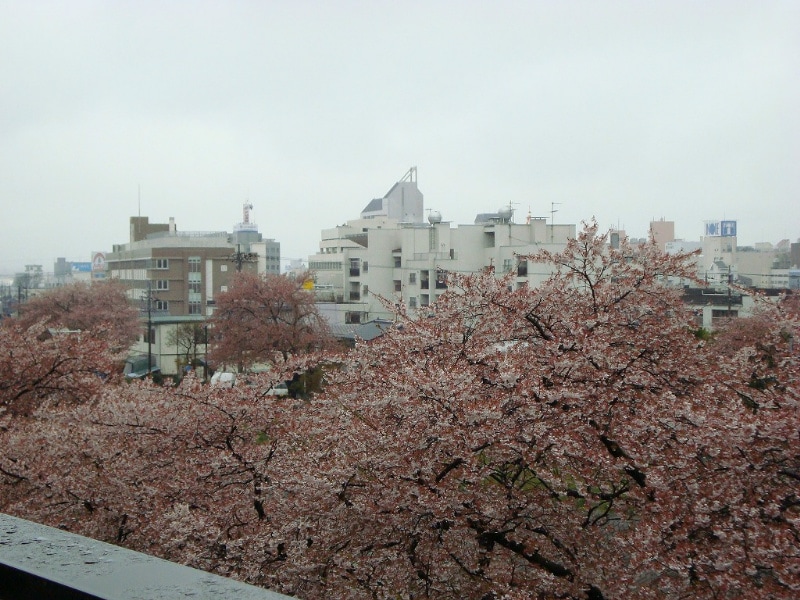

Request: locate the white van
(210, 372), (236, 388)
(210, 371), (288, 395)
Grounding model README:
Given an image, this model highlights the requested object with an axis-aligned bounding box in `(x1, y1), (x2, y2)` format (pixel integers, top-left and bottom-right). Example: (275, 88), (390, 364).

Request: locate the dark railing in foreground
(0, 512), (293, 600)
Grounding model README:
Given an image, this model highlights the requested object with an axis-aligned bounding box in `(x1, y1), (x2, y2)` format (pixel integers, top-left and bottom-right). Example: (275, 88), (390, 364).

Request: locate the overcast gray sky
(1, 0), (798, 274)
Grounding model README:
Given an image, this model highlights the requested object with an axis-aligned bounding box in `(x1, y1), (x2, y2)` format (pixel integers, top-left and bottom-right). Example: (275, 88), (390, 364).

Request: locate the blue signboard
(705, 220), (737, 237)
(720, 220), (737, 237)
(71, 262), (92, 273)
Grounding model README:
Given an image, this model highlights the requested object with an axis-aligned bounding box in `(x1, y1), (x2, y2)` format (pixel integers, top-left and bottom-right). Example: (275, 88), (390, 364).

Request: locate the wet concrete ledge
(0, 512), (293, 599)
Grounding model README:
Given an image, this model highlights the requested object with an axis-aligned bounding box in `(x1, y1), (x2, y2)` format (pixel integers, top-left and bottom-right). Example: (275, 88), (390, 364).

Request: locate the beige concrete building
(106, 210), (279, 318)
(649, 219), (675, 251)
(308, 170), (575, 324)
(107, 209), (280, 376)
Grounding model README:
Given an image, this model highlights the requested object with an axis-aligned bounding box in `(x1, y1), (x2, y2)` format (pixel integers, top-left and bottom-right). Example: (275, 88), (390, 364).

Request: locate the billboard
(71, 262), (92, 273)
(704, 220), (737, 237)
(91, 252), (107, 279)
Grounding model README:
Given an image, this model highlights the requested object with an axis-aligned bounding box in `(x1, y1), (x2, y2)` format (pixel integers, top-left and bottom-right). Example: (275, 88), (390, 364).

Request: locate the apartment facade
(308, 171), (575, 324)
(106, 224), (247, 317)
(106, 213), (279, 317)
(106, 212), (280, 375)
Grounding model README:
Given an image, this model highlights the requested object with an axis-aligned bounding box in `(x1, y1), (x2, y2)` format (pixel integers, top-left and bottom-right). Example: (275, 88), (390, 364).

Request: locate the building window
(221, 264), (228, 272)
(363, 261), (369, 273)
(394, 280), (401, 292)
(155, 258), (169, 270)
(502, 259), (513, 273)
(220, 285), (228, 293)
(393, 256), (401, 268)
(156, 279), (169, 290)
(188, 301), (201, 315)
(309, 261), (343, 271)
(409, 272), (416, 284)
(409, 297), (417, 309)
(362, 285), (369, 296)
(188, 269), (201, 296)
(154, 300), (169, 311)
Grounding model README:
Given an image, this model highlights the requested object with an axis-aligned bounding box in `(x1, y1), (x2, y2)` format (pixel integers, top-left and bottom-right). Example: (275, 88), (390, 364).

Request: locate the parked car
(266, 382), (289, 396)
(209, 371), (237, 388)
(123, 356), (161, 380)
(209, 371), (289, 396)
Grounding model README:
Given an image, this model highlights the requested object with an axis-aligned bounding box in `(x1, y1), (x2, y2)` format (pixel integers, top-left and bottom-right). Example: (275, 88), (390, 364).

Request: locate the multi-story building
(107, 217), (245, 317)
(53, 258), (93, 286)
(676, 219), (800, 330)
(649, 218), (675, 252)
(308, 169), (575, 324)
(106, 207), (279, 318)
(701, 220), (738, 286)
(106, 208), (280, 376)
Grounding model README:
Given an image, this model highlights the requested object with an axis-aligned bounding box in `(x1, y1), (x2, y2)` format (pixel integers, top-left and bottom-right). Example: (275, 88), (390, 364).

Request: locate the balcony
(0, 512), (291, 600)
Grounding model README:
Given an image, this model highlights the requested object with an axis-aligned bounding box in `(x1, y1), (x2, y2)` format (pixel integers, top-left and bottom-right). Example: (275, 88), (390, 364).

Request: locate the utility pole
(203, 324), (209, 381)
(147, 285), (153, 376)
(142, 281), (159, 378)
(229, 244), (258, 272)
(727, 266), (733, 317)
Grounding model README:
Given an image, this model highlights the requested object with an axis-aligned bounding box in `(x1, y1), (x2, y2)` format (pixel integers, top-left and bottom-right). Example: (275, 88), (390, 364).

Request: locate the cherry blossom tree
(0, 224), (797, 599)
(0, 280), (138, 414)
(208, 271), (334, 371)
(0, 322), (117, 415)
(259, 223), (799, 598)
(15, 280), (139, 350)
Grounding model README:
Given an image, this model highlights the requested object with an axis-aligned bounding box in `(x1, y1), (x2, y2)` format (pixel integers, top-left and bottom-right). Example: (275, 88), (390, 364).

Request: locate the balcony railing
(0, 512), (292, 600)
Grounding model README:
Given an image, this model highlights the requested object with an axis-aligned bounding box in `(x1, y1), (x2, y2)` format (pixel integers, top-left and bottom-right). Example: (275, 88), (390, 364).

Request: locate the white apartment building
(308, 169), (575, 324)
